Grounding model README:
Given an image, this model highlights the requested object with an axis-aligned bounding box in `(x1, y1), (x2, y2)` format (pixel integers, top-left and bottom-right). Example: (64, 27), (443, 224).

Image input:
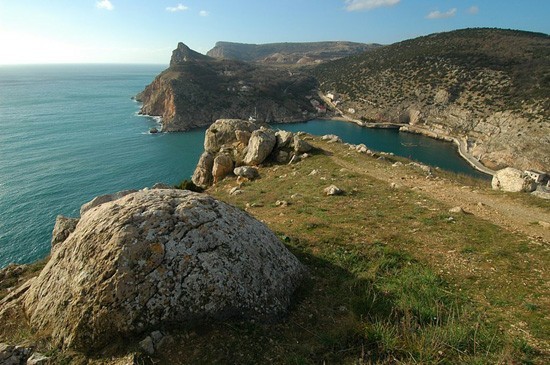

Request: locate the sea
(0, 64), (488, 268)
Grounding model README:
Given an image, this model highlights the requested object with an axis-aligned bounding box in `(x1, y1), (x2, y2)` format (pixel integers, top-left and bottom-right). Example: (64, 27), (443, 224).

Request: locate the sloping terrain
(312, 28), (550, 171)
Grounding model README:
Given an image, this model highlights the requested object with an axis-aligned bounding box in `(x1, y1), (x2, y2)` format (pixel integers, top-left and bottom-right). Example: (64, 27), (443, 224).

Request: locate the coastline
(316, 91), (495, 177)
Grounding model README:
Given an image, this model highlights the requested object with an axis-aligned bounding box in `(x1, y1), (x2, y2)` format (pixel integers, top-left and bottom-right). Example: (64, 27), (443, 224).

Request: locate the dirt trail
(327, 149), (550, 242)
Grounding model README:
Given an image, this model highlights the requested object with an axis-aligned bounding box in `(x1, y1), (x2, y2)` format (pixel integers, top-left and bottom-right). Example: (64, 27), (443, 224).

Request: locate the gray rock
(204, 119), (260, 154)
(321, 134), (342, 143)
(233, 166), (259, 180)
(212, 154), (234, 183)
(229, 187), (243, 196)
(356, 144), (368, 153)
(275, 130), (293, 148)
(324, 185), (344, 196)
(139, 336), (155, 355)
(491, 167), (537, 192)
(449, 206), (465, 214)
(192, 151), (215, 188)
(275, 150), (289, 163)
(51, 215), (79, 248)
(23, 189), (305, 351)
(293, 136), (312, 153)
(243, 129), (277, 165)
(79, 189), (137, 216)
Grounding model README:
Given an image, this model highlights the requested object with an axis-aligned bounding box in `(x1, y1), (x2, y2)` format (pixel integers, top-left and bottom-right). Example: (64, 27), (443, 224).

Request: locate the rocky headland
(136, 42), (321, 131)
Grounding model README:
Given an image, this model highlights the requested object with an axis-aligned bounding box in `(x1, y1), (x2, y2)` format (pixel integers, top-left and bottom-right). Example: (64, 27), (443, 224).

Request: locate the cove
(275, 119), (491, 180)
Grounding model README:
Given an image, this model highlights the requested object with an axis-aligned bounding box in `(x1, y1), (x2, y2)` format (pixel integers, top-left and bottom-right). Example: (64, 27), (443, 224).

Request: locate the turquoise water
(0, 65), (487, 268)
(277, 120), (490, 180)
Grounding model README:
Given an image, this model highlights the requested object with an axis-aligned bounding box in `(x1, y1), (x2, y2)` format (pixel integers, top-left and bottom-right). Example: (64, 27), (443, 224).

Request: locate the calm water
(0, 65), (486, 267)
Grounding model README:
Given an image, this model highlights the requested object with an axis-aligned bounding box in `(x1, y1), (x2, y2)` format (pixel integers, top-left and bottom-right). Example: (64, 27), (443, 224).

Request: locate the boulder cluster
(192, 119), (312, 187)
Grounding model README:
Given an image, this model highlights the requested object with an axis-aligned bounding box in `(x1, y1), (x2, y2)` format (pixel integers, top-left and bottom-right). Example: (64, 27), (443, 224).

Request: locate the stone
(235, 130), (252, 145)
(275, 150), (289, 163)
(275, 200), (288, 207)
(192, 151), (215, 188)
(538, 221), (550, 229)
(212, 154), (234, 183)
(324, 185), (344, 196)
(79, 189), (137, 216)
(434, 89), (450, 104)
(356, 144), (368, 153)
(491, 167), (537, 192)
(0, 344), (32, 365)
(139, 336), (155, 355)
(229, 187), (242, 196)
(392, 162), (403, 167)
(26, 353), (50, 365)
(275, 130), (293, 148)
(51, 215), (79, 248)
(531, 190), (550, 200)
(449, 206), (465, 214)
(293, 136), (312, 153)
(321, 134), (342, 143)
(23, 189), (305, 351)
(204, 119), (260, 154)
(243, 129), (277, 165)
(233, 166), (259, 180)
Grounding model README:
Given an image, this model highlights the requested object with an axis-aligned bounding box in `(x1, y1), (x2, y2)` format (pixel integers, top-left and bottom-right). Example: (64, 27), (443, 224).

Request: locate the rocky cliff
(206, 41), (380, 64)
(312, 28), (550, 171)
(136, 43), (319, 131)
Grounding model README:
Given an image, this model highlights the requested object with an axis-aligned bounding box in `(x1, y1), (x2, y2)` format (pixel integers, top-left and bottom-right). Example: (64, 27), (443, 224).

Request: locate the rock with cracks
(22, 189), (305, 351)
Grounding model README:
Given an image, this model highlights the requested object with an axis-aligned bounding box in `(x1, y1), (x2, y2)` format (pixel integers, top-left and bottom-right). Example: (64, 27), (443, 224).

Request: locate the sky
(0, 0), (548, 65)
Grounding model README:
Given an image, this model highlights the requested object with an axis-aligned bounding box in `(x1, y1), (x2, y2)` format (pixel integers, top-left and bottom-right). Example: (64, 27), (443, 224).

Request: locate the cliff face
(206, 41), (380, 64)
(312, 28), (550, 171)
(136, 43), (319, 131)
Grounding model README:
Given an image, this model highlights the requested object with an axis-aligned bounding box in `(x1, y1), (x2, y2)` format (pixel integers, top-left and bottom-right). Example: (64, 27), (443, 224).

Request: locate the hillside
(311, 28), (550, 171)
(136, 43), (319, 131)
(207, 41), (380, 64)
(1, 132), (548, 364)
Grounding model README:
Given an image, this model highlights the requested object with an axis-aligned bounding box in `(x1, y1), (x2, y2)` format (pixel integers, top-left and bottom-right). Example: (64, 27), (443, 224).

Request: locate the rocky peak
(170, 42), (210, 66)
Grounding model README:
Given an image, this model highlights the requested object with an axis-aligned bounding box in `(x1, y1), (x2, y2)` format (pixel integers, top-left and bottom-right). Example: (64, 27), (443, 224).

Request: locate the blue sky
(0, 0), (548, 64)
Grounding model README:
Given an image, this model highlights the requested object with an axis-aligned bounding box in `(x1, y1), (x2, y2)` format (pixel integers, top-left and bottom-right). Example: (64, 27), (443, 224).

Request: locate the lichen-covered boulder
(23, 189), (305, 351)
(491, 167), (537, 192)
(212, 154), (234, 183)
(243, 129), (277, 165)
(234, 166), (259, 180)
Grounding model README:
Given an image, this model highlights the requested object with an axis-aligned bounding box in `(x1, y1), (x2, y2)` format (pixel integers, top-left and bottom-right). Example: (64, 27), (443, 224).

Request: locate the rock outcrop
(51, 215), (79, 248)
(192, 119), (314, 187)
(21, 189), (305, 351)
(491, 167), (537, 192)
(136, 43), (319, 131)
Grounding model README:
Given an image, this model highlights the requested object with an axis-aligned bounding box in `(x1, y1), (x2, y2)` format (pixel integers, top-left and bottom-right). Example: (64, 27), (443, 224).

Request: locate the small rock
(229, 187), (242, 196)
(233, 166), (259, 180)
(139, 336), (155, 355)
(300, 153), (310, 159)
(392, 162), (403, 167)
(321, 134), (342, 143)
(324, 185), (344, 196)
(275, 200), (288, 207)
(539, 221), (550, 229)
(288, 155), (301, 164)
(449, 206), (465, 214)
(293, 136), (312, 153)
(390, 182), (400, 189)
(356, 144), (368, 153)
(309, 169), (319, 176)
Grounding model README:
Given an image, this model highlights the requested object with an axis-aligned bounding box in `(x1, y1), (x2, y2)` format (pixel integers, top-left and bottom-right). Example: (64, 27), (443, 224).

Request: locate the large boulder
(491, 167), (537, 192)
(243, 129), (277, 165)
(212, 153), (234, 183)
(23, 189), (305, 351)
(204, 119), (260, 154)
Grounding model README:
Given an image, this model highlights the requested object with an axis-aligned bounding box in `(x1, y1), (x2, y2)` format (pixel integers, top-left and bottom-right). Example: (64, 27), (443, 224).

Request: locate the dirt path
(326, 147), (550, 242)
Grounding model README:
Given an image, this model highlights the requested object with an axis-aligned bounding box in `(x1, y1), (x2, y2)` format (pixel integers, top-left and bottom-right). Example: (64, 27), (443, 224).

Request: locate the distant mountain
(136, 42), (319, 131)
(312, 28), (550, 171)
(207, 41), (381, 64)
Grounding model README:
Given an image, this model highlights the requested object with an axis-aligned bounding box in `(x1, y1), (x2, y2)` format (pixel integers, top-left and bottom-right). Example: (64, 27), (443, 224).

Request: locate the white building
(525, 170), (547, 183)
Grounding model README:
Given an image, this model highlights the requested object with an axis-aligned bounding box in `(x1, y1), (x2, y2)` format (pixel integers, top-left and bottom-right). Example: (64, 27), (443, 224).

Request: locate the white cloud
(166, 4), (189, 12)
(96, 0), (113, 11)
(345, 0), (400, 12)
(468, 6), (479, 15)
(199, 10), (209, 17)
(426, 8), (457, 19)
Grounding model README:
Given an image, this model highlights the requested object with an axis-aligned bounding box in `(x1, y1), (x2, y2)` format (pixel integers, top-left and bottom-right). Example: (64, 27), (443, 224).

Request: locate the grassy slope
(159, 137), (548, 364)
(1, 137), (548, 364)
